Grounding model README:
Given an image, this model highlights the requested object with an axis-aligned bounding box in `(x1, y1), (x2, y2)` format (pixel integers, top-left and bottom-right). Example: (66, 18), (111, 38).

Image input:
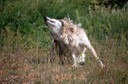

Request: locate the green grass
(0, 0), (128, 83)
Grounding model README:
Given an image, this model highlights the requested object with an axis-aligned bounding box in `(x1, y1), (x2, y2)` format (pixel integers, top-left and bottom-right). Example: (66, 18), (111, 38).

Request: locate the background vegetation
(0, 0), (128, 83)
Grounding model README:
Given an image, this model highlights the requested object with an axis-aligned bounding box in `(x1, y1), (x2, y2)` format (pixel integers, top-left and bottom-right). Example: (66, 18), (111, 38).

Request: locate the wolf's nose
(43, 16), (48, 25)
(43, 16), (48, 21)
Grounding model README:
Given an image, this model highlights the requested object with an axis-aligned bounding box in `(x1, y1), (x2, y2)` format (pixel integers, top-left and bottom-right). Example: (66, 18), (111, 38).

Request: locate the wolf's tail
(86, 44), (105, 68)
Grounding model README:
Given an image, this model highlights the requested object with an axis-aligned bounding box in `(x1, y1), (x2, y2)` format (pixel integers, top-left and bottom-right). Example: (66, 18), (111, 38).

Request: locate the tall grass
(0, 0), (128, 83)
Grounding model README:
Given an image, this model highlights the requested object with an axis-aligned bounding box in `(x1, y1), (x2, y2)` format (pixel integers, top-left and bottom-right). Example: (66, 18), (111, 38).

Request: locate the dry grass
(0, 36), (128, 84)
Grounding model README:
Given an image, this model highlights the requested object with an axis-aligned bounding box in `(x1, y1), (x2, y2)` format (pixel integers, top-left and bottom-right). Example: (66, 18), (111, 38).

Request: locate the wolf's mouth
(43, 16), (48, 25)
(43, 16), (63, 33)
(44, 16), (56, 26)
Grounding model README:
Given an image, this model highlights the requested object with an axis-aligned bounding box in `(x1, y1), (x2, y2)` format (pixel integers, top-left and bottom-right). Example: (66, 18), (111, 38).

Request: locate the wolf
(44, 16), (105, 68)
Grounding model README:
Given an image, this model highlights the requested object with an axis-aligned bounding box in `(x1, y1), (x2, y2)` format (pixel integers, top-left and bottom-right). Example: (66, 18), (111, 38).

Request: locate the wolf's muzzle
(43, 16), (48, 25)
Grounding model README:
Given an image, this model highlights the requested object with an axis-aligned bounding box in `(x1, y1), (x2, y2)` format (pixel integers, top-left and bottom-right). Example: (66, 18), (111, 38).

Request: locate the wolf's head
(44, 16), (63, 35)
(44, 16), (73, 35)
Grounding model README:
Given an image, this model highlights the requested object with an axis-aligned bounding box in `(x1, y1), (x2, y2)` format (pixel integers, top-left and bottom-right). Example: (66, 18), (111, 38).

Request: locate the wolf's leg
(72, 53), (78, 67)
(81, 54), (85, 63)
(49, 39), (56, 63)
(58, 41), (66, 65)
(77, 48), (86, 64)
(50, 40), (64, 64)
(81, 48), (86, 62)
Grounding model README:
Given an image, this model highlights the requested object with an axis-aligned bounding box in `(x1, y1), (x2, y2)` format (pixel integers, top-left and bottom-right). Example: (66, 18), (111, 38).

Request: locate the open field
(0, 0), (128, 83)
(0, 32), (127, 83)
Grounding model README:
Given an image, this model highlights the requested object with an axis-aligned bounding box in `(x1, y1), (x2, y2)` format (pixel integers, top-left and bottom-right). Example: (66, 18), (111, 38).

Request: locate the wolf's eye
(50, 20), (55, 23)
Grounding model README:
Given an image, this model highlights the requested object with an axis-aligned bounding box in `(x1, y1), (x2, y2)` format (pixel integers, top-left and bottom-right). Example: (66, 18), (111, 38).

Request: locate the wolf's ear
(60, 20), (64, 26)
(63, 17), (69, 21)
